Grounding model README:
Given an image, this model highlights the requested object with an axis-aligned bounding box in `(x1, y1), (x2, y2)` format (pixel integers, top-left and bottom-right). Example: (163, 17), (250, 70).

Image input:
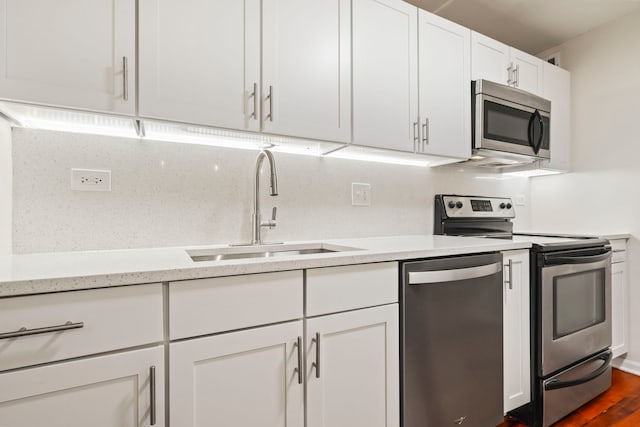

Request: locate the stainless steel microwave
(472, 79), (551, 163)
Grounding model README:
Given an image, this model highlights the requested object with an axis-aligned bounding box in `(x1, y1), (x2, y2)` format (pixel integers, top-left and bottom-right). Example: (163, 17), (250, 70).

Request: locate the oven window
(553, 269), (605, 339)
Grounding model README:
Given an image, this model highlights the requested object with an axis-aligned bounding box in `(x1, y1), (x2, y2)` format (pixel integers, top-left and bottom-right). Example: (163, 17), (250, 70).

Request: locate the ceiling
(407, 0), (640, 54)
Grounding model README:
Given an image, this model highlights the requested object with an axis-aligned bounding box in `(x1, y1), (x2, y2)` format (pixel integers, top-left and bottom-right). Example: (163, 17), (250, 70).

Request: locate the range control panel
(440, 195), (515, 219)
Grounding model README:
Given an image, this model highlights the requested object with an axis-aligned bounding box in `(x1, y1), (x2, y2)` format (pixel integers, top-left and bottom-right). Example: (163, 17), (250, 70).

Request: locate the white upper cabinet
(140, 0), (350, 142)
(139, 0), (261, 131)
(418, 11), (471, 159)
(471, 32), (511, 86)
(261, 0), (351, 142)
(353, 0), (419, 153)
(0, 0), (135, 115)
(510, 47), (544, 96)
(472, 32), (544, 97)
(541, 62), (571, 171)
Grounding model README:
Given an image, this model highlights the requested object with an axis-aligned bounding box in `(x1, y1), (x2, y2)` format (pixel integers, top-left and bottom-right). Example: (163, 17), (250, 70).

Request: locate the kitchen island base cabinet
(305, 304), (399, 427)
(170, 321), (304, 427)
(502, 249), (531, 413)
(0, 346), (164, 427)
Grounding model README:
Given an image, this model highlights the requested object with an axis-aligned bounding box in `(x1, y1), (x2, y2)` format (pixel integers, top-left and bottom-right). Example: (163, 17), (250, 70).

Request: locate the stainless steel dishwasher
(401, 252), (504, 427)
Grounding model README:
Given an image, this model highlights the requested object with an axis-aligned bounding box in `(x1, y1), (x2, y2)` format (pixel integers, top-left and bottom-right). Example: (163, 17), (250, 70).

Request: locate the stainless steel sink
(187, 243), (360, 262)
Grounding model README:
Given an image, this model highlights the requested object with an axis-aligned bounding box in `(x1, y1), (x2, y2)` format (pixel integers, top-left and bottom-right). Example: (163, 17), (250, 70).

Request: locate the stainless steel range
(434, 194), (613, 427)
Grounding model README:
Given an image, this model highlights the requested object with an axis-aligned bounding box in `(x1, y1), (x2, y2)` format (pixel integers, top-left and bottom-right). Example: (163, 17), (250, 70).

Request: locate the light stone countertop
(0, 235), (532, 298)
(515, 231), (631, 241)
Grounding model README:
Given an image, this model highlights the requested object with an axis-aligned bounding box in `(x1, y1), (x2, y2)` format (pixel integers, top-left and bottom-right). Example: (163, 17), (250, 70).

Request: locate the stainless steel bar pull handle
(294, 336), (303, 384)
(408, 262), (502, 285)
(0, 321), (84, 340)
(422, 117), (429, 148)
(312, 332), (321, 378)
(506, 64), (513, 85)
(265, 85), (274, 122)
(150, 366), (157, 425)
(248, 83), (258, 120)
(514, 64), (520, 87)
(413, 121), (419, 152)
(122, 56), (129, 101)
(505, 259), (513, 289)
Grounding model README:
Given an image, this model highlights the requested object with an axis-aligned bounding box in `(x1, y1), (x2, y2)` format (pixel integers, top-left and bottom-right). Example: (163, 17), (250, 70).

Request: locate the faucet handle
(261, 207), (277, 229)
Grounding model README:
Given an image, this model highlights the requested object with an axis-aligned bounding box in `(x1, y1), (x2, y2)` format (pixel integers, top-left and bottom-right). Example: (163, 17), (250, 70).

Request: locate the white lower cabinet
(168, 264), (399, 427)
(610, 238), (629, 359)
(0, 346), (165, 427)
(170, 321), (304, 427)
(306, 304), (399, 427)
(502, 249), (531, 413)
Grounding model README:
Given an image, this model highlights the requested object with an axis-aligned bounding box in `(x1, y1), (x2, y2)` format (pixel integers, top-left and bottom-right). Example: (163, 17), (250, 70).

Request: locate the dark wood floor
(500, 368), (640, 426)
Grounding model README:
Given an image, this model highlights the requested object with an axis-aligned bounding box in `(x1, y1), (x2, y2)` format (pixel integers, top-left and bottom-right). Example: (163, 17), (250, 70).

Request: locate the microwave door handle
(534, 110), (544, 154)
(544, 251), (612, 266)
(544, 351), (612, 391)
(527, 109), (543, 154)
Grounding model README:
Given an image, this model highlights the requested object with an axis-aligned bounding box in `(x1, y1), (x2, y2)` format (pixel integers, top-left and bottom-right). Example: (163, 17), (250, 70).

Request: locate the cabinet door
(542, 62), (571, 171)
(612, 261), (628, 358)
(262, 0), (351, 142)
(502, 250), (531, 413)
(0, 346), (164, 427)
(139, 0), (260, 131)
(510, 47), (544, 96)
(0, 0), (135, 115)
(471, 31), (510, 85)
(306, 304), (399, 427)
(170, 321), (304, 427)
(418, 11), (470, 159)
(353, 0), (418, 152)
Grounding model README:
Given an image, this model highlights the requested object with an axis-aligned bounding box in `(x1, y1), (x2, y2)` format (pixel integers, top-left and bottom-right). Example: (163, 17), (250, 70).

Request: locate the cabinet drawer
(169, 271), (303, 340)
(306, 262), (398, 316)
(0, 284), (163, 372)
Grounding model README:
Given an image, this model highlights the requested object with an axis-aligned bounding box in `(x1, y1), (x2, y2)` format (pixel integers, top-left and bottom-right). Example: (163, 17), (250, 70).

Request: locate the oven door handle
(543, 251), (611, 266)
(544, 351), (612, 391)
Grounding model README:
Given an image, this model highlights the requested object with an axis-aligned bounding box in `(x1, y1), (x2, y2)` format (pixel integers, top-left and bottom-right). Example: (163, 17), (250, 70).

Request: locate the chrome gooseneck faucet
(252, 149), (278, 245)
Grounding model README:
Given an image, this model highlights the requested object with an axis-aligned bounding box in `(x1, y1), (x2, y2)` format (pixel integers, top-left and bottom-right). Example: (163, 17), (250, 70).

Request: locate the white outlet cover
(515, 194), (526, 206)
(71, 168), (112, 192)
(352, 182), (371, 206)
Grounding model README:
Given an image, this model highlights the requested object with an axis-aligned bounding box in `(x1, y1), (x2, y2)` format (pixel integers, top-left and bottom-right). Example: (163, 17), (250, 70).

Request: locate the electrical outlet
(71, 168), (111, 192)
(515, 194), (526, 206)
(352, 183), (371, 206)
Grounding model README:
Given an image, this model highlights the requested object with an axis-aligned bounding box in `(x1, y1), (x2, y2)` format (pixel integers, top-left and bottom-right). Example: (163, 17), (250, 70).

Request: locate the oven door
(475, 93), (550, 159)
(540, 248), (612, 377)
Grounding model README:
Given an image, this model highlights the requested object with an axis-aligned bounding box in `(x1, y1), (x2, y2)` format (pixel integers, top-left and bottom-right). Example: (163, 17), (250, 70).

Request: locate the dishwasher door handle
(408, 262), (502, 285)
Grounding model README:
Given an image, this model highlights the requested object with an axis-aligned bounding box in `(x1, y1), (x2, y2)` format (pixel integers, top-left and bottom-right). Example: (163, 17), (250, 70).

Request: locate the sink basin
(187, 243), (360, 262)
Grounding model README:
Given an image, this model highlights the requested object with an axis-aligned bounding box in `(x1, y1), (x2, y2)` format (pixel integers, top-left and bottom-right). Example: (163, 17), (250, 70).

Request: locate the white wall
(11, 128), (531, 253)
(531, 10), (640, 369)
(0, 117), (11, 255)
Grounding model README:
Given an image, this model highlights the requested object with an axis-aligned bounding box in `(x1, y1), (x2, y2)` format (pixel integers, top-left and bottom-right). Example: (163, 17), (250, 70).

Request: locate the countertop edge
(0, 237), (532, 297)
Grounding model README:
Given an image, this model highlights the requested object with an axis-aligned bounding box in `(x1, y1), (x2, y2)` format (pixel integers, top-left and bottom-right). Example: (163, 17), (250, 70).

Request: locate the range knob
(499, 203), (506, 209)
(448, 201), (456, 209)
(455, 201), (463, 209)
(506, 203), (512, 209)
